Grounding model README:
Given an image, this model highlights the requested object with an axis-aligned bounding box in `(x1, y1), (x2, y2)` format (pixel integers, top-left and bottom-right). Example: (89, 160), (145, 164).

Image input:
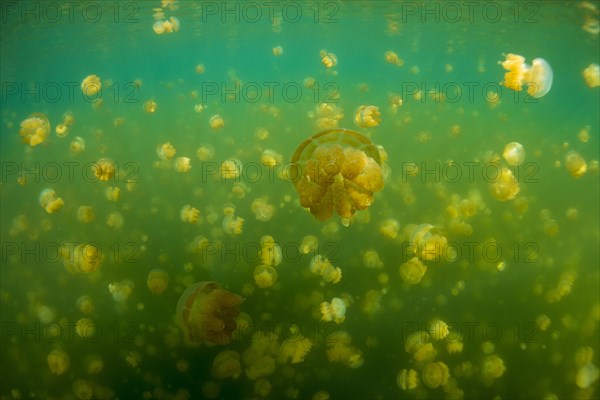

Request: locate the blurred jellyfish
(81, 74), (101, 96)
(397, 369), (418, 390)
(105, 186), (120, 202)
(502, 142), (525, 166)
(223, 214), (244, 235)
(279, 333), (313, 364)
(320, 50), (338, 68)
(399, 257), (427, 284)
(489, 167), (520, 201)
(260, 149), (283, 167)
(379, 218), (400, 239)
(320, 297), (346, 324)
(39, 188), (64, 214)
(300, 235), (319, 254)
(221, 158), (242, 179)
(212, 350), (242, 379)
(174, 157), (191, 173)
(251, 198), (275, 222)
(259, 235), (282, 266)
(384, 50), (404, 66)
(362, 249), (383, 269)
(254, 265), (278, 288)
(70, 136), (86, 154)
(180, 205), (201, 223)
(422, 361), (450, 388)
(576, 363), (599, 389)
(565, 151), (587, 178)
(108, 280), (134, 303)
(354, 105), (381, 128)
(77, 296), (95, 314)
(55, 123), (69, 138)
(157, 142), (176, 160)
(107, 211), (124, 230)
(48, 349), (70, 375)
(582, 64), (600, 88)
(210, 114), (225, 130)
(147, 269), (169, 294)
(93, 158), (116, 181)
(430, 319), (449, 340)
(77, 206), (95, 223)
(197, 144), (215, 161)
(482, 354), (506, 382)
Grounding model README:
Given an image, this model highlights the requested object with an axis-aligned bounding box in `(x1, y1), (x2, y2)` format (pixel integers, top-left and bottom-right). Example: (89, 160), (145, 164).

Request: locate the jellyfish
(399, 257), (427, 284)
(320, 297), (346, 324)
(221, 158), (242, 180)
(197, 144), (215, 161)
(210, 114), (225, 130)
(502, 142), (525, 166)
(39, 188), (64, 214)
(180, 205), (200, 223)
(93, 158), (116, 182)
(76, 296), (95, 314)
(176, 281), (244, 346)
(272, 46), (283, 56)
(481, 355), (506, 382)
(259, 235), (282, 267)
(430, 319), (449, 340)
(289, 129), (385, 226)
(278, 333), (313, 364)
(157, 142), (176, 160)
(223, 215), (244, 235)
(75, 318), (96, 339)
(354, 105), (381, 128)
(174, 157), (191, 172)
(254, 265), (278, 288)
(147, 269), (169, 294)
(105, 186), (120, 202)
(81, 74), (101, 96)
(422, 361), (450, 388)
(582, 64), (600, 88)
(251, 198), (274, 222)
(576, 363), (600, 389)
(320, 50), (338, 68)
(212, 350), (242, 379)
(19, 113), (50, 147)
(77, 206), (95, 223)
(325, 331), (363, 368)
(260, 149), (283, 167)
(565, 151), (587, 178)
(397, 369), (418, 390)
(501, 54), (553, 98)
(48, 349), (70, 375)
(70, 137), (86, 154)
(55, 123), (69, 138)
(108, 280), (134, 303)
(379, 218), (400, 239)
(489, 167), (520, 201)
(300, 235), (319, 254)
(106, 211), (124, 230)
(362, 249), (384, 269)
(384, 50), (403, 66)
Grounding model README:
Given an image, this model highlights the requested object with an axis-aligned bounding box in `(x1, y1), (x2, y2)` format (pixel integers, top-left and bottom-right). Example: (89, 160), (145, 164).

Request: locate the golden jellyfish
(320, 297), (346, 324)
(482, 355), (506, 382)
(259, 235), (282, 266)
(576, 363), (600, 389)
(19, 113), (50, 146)
(108, 280), (134, 303)
(176, 281), (244, 346)
(320, 50), (338, 68)
(195, 63), (206, 74)
(223, 214), (244, 235)
(399, 257), (427, 284)
(93, 158), (116, 182)
(255, 127), (269, 140)
(251, 197), (275, 222)
(501, 53), (553, 98)
(379, 218), (400, 239)
(209, 114), (225, 130)
(77, 206), (95, 223)
(300, 235), (319, 254)
(289, 129), (385, 226)
(147, 269), (169, 294)
(278, 333), (313, 364)
(48, 349), (70, 375)
(430, 319), (449, 340)
(212, 350), (242, 379)
(260, 149), (283, 167)
(39, 188), (64, 214)
(75, 318), (97, 339)
(157, 142), (176, 160)
(196, 144), (215, 161)
(582, 64), (600, 88)
(422, 361), (450, 389)
(325, 331), (363, 368)
(362, 249), (383, 269)
(397, 369), (418, 390)
(502, 142), (525, 166)
(180, 205), (200, 223)
(489, 167), (520, 201)
(174, 157), (191, 173)
(70, 136), (86, 154)
(354, 105), (381, 128)
(63, 111), (75, 126)
(107, 211), (124, 230)
(105, 186), (120, 201)
(384, 50), (403, 66)
(565, 150), (587, 178)
(81, 74), (101, 96)
(55, 123), (68, 138)
(221, 158), (242, 180)
(144, 99), (157, 113)
(272, 45), (283, 56)
(253, 265), (278, 288)
(85, 355), (103, 374)
(76, 295), (95, 314)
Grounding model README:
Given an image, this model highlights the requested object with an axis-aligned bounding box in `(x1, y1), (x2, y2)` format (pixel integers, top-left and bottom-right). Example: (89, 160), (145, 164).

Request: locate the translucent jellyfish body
(77, 206), (95, 223)
(147, 269), (169, 294)
(108, 280), (134, 303)
(81, 74), (101, 96)
(397, 369), (418, 390)
(325, 331), (363, 368)
(209, 114), (225, 130)
(180, 205), (201, 223)
(20, 113), (50, 147)
(582, 64), (600, 88)
(354, 105), (381, 128)
(309, 255), (342, 284)
(47, 349), (70, 375)
(93, 158), (116, 181)
(502, 142), (525, 166)
(565, 151), (587, 178)
(489, 167), (520, 201)
(221, 158), (242, 179)
(320, 297), (346, 324)
(408, 224), (448, 261)
(290, 129), (385, 226)
(61, 243), (103, 273)
(501, 53), (553, 98)
(422, 361), (450, 388)
(157, 142), (176, 160)
(174, 157), (191, 172)
(482, 354), (506, 381)
(259, 235), (282, 267)
(212, 350), (242, 379)
(253, 265), (278, 288)
(279, 333), (313, 364)
(39, 188), (64, 214)
(251, 198), (274, 222)
(300, 235), (319, 254)
(176, 281), (244, 346)
(69, 136), (86, 154)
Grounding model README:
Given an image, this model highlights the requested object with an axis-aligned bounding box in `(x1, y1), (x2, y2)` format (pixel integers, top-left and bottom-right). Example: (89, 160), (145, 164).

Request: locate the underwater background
(1, 1), (599, 399)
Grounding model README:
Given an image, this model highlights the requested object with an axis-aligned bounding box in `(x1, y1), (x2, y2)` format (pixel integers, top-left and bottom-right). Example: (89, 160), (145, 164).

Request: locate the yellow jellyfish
(81, 74), (101, 96)
(251, 198), (275, 222)
(489, 167), (520, 201)
(279, 333), (313, 364)
(69, 136), (86, 154)
(576, 363), (600, 389)
(482, 355), (506, 381)
(582, 64), (600, 88)
(535, 314), (551, 331)
(39, 188), (64, 214)
(107, 211), (124, 230)
(565, 151), (587, 178)
(272, 46), (283, 56)
(379, 218), (400, 239)
(108, 280), (134, 303)
(75, 318), (97, 339)
(254, 265), (278, 288)
(354, 105), (381, 128)
(422, 361), (450, 388)
(93, 158), (116, 182)
(210, 114), (225, 130)
(221, 158), (242, 180)
(76, 295), (95, 314)
(502, 142), (525, 166)
(260, 149), (283, 167)
(55, 123), (68, 138)
(19, 113), (50, 147)
(397, 369), (418, 390)
(320, 50), (338, 68)
(143, 99), (157, 113)
(362, 249), (384, 269)
(223, 214), (244, 235)
(180, 205), (200, 223)
(212, 350), (242, 379)
(147, 269), (169, 294)
(196, 144), (215, 161)
(320, 297), (346, 324)
(195, 63), (206, 74)
(48, 349), (70, 375)
(300, 235), (319, 254)
(399, 257), (427, 284)
(157, 142), (176, 160)
(384, 50), (404, 66)
(105, 186), (120, 202)
(501, 53), (553, 98)
(74, 206), (94, 223)
(255, 127), (269, 140)
(85, 355), (103, 374)
(325, 331), (363, 368)
(174, 157), (191, 173)
(289, 129), (385, 226)
(176, 281), (244, 346)
(63, 111), (75, 126)
(259, 235), (282, 266)
(430, 319), (449, 340)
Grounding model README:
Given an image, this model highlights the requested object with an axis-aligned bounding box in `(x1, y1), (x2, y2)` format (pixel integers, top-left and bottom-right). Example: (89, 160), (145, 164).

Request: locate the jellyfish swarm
(176, 282), (244, 347)
(290, 129), (384, 226)
(501, 54), (553, 98)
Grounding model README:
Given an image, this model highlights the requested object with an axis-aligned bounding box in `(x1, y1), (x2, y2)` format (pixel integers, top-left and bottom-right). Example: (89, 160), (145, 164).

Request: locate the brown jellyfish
(176, 281), (244, 347)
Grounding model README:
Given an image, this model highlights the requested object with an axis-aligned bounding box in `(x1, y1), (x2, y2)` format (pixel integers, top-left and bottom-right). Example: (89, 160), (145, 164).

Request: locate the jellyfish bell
(176, 281), (244, 347)
(290, 129), (384, 226)
(526, 58), (553, 98)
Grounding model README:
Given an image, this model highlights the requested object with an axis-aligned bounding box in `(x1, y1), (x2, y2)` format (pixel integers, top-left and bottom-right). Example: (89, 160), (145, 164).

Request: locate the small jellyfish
(489, 167), (520, 201)
(210, 114), (225, 130)
(260, 149), (283, 167)
(272, 46), (283, 56)
(362, 249), (384, 269)
(321, 263), (342, 284)
(105, 186), (120, 202)
(279, 333), (313, 364)
(85, 355), (103, 374)
(197, 144), (215, 161)
(397, 369), (418, 390)
(48, 349), (70, 375)
(93, 158), (116, 182)
(180, 205), (201, 223)
(212, 350), (242, 379)
(176, 281), (244, 346)
(320, 50), (338, 68)
(254, 265), (278, 288)
(81, 74), (101, 96)
(223, 203), (236, 216)
(482, 355), (506, 381)
(565, 151), (587, 178)
(502, 142), (525, 166)
(354, 105), (381, 128)
(501, 54), (553, 98)
(147, 269), (169, 294)
(70, 136), (86, 154)
(582, 64), (600, 88)
(379, 218), (400, 239)
(195, 63), (206, 74)
(108, 280), (134, 303)
(320, 297), (346, 324)
(576, 363), (600, 389)
(63, 111), (75, 126)
(223, 215), (244, 235)
(39, 188), (64, 214)
(251, 198), (274, 222)
(19, 113), (50, 147)
(77, 206), (95, 223)
(174, 157), (191, 173)
(75, 318), (97, 339)
(157, 142), (176, 160)
(422, 361), (450, 389)
(255, 127), (269, 140)
(144, 100), (157, 113)
(55, 123), (69, 138)
(259, 235), (282, 266)
(429, 319), (449, 341)
(106, 211), (124, 230)
(399, 257), (427, 284)
(384, 50), (404, 66)
(76, 295), (95, 314)
(300, 235), (319, 254)
(221, 158), (242, 180)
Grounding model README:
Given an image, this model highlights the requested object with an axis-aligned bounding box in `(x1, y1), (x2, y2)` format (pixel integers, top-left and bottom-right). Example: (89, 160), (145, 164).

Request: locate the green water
(1, 1), (599, 399)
